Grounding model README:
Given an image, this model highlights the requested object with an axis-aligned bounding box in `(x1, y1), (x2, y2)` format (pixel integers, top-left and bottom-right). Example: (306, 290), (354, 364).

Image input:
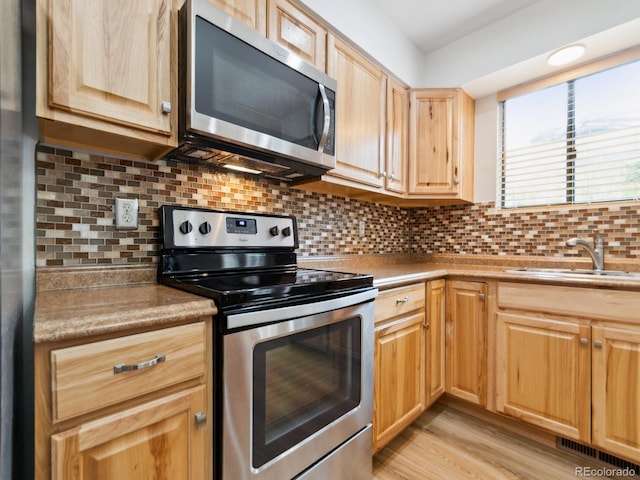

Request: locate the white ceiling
(371, 0), (538, 54)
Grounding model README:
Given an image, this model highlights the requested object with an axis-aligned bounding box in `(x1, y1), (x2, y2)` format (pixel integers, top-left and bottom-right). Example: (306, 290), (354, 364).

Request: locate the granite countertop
(35, 254), (640, 344)
(298, 254), (640, 291)
(34, 269), (217, 343)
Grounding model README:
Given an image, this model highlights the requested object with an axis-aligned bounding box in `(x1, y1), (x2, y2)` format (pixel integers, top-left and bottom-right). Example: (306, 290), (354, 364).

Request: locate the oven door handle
(226, 289), (378, 329)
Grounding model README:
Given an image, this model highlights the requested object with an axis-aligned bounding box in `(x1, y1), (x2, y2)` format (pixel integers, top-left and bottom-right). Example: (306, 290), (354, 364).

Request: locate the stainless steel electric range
(158, 205), (377, 480)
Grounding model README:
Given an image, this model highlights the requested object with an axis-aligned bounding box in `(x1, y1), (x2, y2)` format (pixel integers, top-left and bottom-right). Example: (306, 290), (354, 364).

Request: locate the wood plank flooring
(373, 403), (638, 480)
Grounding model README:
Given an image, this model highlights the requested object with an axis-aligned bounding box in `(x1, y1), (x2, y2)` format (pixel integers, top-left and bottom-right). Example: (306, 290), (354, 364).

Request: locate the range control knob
(282, 226), (292, 237)
(199, 222), (212, 235)
(179, 220), (193, 234)
(269, 226), (279, 237)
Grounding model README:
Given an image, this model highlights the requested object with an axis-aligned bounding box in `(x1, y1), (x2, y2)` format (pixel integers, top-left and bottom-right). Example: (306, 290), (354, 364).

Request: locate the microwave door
(187, 9), (336, 170)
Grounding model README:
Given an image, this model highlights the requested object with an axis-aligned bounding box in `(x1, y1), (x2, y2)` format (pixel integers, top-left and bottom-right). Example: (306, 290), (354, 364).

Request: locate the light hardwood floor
(373, 403), (638, 480)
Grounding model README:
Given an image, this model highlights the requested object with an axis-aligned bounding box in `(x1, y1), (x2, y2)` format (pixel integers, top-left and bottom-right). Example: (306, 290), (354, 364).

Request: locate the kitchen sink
(505, 268), (640, 279)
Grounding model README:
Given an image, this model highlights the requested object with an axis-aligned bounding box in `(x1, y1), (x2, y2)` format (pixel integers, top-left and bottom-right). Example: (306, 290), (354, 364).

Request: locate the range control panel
(161, 206), (298, 249)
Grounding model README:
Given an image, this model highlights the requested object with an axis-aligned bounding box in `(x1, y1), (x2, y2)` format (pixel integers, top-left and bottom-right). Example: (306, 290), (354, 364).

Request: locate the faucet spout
(566, 235), (605, 272)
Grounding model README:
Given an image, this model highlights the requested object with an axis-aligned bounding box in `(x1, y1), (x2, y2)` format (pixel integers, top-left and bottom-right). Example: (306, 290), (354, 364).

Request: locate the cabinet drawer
(375, 283), (425, 323)
(51, 323), (206, 422)
(497, 282), (640, 324)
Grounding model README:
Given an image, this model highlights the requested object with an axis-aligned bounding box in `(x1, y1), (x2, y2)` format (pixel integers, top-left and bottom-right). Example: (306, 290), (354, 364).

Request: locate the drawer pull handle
(396, 296), (409, 304)
(113, 354), (166, 374)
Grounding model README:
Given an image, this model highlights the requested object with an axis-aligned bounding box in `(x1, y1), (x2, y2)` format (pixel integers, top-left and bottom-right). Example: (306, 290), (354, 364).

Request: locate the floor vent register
(557, 437), (640, 478)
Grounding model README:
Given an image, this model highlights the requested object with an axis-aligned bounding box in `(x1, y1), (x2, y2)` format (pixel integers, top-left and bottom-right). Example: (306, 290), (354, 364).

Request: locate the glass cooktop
(163, 268), (374, 310)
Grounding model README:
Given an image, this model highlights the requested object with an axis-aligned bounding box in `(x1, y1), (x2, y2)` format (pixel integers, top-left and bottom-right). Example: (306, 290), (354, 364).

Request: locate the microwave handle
(317, 84), (331, 152)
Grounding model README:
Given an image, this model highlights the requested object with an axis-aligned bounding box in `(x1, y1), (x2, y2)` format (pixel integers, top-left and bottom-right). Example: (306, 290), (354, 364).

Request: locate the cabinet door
(327, 35), (386, 188)
(206, 0), (267, 34)
(385, 79), (408, 194)
(373, 312), (425, 451)
(408, 88), (474, 200)
(51, 387), (208, 480)
(267, 0), (326, 71)
(592, 325), (640, 462)
(48, 0), (172, 135)
(496, 313), (591, 443)
(425, 279), (445, 407)
(445, 280), (487, 406)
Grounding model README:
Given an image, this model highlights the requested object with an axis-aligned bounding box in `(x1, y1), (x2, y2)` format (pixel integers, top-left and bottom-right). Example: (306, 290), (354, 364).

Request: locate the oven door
(222, 292), (375, 480)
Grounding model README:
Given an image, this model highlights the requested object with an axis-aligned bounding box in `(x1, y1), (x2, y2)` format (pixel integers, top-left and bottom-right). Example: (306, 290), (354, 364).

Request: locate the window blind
(499, 57), (640, 209)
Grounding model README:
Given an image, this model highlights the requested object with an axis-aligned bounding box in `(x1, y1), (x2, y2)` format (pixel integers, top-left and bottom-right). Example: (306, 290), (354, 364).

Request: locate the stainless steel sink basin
(505, 268), (640, 279)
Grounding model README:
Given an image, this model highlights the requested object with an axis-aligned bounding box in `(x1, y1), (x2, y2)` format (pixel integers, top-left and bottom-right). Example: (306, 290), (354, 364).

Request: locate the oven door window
(252, 316), (361, 468)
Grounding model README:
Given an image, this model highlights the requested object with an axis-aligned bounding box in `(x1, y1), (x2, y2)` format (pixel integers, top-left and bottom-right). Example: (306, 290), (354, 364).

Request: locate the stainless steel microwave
(167, 0), (337, 182)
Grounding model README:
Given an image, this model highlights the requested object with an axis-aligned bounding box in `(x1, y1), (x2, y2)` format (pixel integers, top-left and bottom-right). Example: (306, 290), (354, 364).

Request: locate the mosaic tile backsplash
(36, 147), (409, 267)
(37, 147), (640, 267)
(409, 202), (640, 258)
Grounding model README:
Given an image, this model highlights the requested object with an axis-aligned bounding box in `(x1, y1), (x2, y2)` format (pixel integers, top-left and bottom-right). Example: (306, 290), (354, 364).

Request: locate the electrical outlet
(358, 220), (365, 238)
(114, 198), (139, 230)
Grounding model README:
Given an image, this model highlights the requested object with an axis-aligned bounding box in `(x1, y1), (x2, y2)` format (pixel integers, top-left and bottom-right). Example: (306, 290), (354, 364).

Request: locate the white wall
(299, 0), (424, 86)
(421, 0), (640, 90)
(473, 95), (499, 203)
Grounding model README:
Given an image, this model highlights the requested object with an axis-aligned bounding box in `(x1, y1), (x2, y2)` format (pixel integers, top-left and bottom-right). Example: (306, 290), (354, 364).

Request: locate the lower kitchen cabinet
(496, 282), (640, 464)
(592, 324), (640, 462)
(445, 280), (487, 406)
(51, 386), (207, 480)
(373, 283), (426, 451)
(35, 321), (211, 479)
(495, 312), (591, 442)
(425, 279), (445, 407)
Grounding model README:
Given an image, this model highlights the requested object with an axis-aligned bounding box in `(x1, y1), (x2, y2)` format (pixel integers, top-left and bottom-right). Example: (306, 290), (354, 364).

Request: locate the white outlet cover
(115, 198), (139, 229)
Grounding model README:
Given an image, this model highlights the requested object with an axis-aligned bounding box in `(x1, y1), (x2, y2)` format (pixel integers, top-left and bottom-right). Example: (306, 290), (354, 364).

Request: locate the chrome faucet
(566, 235), (605, 272)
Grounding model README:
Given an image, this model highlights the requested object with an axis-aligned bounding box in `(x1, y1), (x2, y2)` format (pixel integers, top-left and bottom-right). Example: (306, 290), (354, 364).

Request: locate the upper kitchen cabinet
(296, 34), (388, 197)
(408, 88), (475, 203)
(36, 0), (177, 160)
(326, 35), (387, 188)
(267, 0), (327, 71)
(206, 0), (267, 34)
(385, 79), (408, 194)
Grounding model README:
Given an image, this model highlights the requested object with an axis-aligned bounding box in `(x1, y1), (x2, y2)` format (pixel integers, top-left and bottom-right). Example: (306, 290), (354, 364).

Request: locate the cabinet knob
(379, 171), (387, 179)
(580, 338), (589, 346)
(396, 296), (409, 304)
(423, 322), (430, 329)
(478, 293), (485, 301)
(194, 412), (207, 429)
(594, 340), (603, 349)
(390, 172), (395, 180)
(161, 101), (172, 114)
(454, 178), (460, 185)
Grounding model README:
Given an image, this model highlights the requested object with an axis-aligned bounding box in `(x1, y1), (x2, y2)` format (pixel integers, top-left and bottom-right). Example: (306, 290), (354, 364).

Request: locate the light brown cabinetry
(408, 88), (475, 202)
(326, 34), (387, 188)
(385, 79), (409, 194)
(425, 279), (446, 407)
(445, 280), (487, 406)
(207, 0), (267, 34)
(496, 282), (640, 463)
(267, 0), (326, 71)
(373, 283), (426, 451)
(592, 324), (640, 461)
(495, 312), (591, 442)
(35, 322), (211, 480)
(36, 0), (177, 160)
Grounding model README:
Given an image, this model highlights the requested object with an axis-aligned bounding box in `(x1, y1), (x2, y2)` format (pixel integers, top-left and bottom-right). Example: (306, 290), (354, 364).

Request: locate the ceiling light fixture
(222, 164), (263, 175)
(547, 44), (586, 66)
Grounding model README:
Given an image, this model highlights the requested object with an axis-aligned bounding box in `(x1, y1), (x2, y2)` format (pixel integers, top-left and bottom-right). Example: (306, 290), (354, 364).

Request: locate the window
(498, 55), (640, 209)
